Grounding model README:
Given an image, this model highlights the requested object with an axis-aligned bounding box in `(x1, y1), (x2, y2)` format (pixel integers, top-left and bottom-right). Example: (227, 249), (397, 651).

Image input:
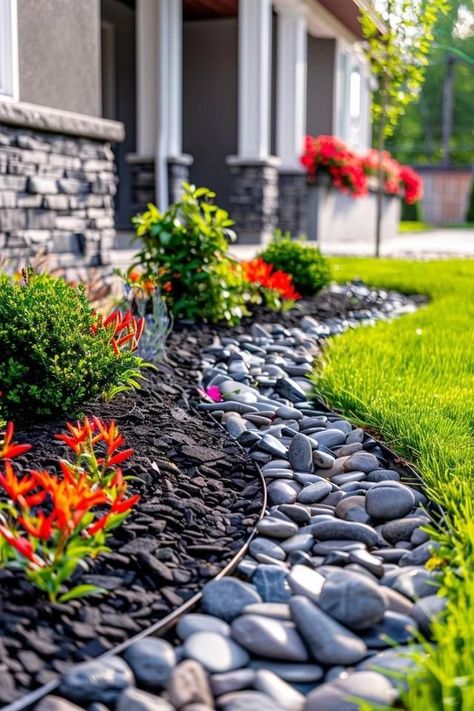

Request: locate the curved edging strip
(2, 410), (268, 711)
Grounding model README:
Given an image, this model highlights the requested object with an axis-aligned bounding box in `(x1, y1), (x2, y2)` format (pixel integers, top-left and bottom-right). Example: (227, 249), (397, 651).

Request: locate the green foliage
(360, 0), (449, 139)
(132, 183), (248, 324)
(0, 272), (144, 421)
(314, 257), (474, 710)
(387, 1), (474, 166)
(401, 199), (422, 221)
(259, 231), (332, 297)
(466, 179), (474, 222)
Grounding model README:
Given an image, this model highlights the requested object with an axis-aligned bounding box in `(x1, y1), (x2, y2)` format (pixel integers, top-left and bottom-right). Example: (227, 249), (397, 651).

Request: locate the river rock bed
(31, 284), (445, 711)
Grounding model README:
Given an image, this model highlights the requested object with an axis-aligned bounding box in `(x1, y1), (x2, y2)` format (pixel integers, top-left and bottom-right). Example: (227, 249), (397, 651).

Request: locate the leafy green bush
(259, 231), (331, 296)
(0, 271), (146, 421)
(132, 183), (248, 324)
(465, 180), (474, 223)
(401, 199), (421, 222)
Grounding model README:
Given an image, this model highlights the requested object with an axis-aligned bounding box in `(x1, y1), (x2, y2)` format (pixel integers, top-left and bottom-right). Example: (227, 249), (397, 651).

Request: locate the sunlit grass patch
(313, 258), (474, 710)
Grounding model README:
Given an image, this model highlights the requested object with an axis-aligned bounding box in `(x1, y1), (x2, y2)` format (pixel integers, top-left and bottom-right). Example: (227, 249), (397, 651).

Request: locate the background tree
(386, 0), (474, 167)
(360, 0), (449, 256)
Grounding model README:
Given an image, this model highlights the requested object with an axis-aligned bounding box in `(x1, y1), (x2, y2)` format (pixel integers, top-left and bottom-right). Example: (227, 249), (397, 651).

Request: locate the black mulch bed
(0, 368), (263, 703)
(0, 282), (422, 704)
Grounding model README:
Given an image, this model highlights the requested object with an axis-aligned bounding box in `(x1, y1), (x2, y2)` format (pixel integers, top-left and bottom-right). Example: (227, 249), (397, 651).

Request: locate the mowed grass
(312, 258), (474, 710)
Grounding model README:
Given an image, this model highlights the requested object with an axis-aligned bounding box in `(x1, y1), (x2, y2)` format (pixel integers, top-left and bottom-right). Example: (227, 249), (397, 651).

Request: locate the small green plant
(465, 180), (474, 223)
(131, 183), (249, 324)
(0, 270), (147, 421)
(401, 200), (422, 222)
(259, 231), (331, 297)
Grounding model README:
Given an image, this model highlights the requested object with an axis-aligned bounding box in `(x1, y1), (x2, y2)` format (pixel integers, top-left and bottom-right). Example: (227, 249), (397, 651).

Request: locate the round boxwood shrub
(0, 271), (144, 421)
(260, 232), (331, 296)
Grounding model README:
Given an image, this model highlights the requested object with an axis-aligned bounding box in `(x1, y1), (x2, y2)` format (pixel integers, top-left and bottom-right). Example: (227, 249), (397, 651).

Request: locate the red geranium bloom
(301, 135), (368, 197)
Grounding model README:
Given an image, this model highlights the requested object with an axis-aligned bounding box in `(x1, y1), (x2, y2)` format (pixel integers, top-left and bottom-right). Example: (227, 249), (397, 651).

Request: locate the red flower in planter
(0, 422), (32, 460)
(399, 165), (423, 205)
(301, 135), (368, 197)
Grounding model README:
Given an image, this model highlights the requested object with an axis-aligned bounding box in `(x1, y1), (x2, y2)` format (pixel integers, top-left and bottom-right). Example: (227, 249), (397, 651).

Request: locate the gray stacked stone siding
(0, 99), (124, 277)
(127, 155), (193, 214)
(227, 158), (280, 244)
(0, 125), (117, 273)
(167, 156), (193, 205)
(127, 156), (155, 214)
(278, 170), (308, 238)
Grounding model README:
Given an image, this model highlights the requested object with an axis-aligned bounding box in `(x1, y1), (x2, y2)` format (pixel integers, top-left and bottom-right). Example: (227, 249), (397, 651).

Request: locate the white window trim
(0, 0), (19, 101)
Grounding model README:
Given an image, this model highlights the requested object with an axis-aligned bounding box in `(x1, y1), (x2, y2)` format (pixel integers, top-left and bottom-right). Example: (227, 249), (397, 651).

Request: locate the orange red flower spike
(0, 422), (32, 460)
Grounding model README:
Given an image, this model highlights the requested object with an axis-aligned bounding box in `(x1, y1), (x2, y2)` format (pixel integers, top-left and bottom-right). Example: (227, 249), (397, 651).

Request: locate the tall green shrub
(401, 199), (422, 222)
(465, 180), (474, 223)
(132, 183), (248, 324)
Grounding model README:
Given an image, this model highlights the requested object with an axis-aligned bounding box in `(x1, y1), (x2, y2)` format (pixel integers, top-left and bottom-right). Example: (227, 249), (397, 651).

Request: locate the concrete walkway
(230, 229), (474, 261)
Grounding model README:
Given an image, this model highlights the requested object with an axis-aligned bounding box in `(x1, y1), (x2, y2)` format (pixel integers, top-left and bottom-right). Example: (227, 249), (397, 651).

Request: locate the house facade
(0, 0), (374, 274)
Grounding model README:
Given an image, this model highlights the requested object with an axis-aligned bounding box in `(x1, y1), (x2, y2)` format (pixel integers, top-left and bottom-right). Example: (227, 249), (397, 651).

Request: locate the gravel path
(30, 287), (445, 711)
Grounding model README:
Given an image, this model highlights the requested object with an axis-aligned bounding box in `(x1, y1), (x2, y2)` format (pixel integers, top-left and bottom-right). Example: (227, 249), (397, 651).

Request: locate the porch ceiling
(316, 0), (383, 39)
(183, 0), (238, 21)
(317, 0), (363, 38)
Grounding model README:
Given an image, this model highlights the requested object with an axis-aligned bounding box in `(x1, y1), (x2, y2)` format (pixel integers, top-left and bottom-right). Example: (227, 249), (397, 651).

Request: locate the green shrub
(0, 271), (146, 421)
(465, 180), (474, 223)
(401, 199), (422, 222)
(259, 231), (331, 296)
(132, 183), (248, 324)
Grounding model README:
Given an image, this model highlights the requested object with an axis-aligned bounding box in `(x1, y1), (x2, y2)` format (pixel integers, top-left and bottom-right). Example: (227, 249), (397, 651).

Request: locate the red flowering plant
(361, 149), (402, 195)
(301, 135), (368, 197)
(114, 269), (173, 364)
(91, 308), (150, 400)
(399, 165), (423, 205)
(55, 416), (134, 487)
(361, 150), (423, 204)
(301, 135), (423, 206)
(0, 420), (139, 603)
(242, 257), (301, 311)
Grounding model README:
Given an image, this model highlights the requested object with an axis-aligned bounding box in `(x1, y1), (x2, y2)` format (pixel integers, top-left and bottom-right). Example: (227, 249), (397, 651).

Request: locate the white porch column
(155, 0), (182, 210)
(275, 0), (308, 170)
(238, 0), (273, 159)
(136, 0), (157, 156)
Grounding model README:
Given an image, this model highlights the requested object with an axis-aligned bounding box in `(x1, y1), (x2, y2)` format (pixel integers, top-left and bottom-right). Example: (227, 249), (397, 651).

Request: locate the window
(349, 69), (361, 120)
(0, 0), (19, 100)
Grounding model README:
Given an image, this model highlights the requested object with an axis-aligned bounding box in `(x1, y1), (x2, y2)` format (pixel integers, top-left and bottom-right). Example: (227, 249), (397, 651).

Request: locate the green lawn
(313, 258), (474, 710)
(398, 221), (434, 233)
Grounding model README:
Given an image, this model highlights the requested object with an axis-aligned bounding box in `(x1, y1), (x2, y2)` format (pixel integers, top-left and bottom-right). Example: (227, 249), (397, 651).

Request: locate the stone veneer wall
(127, 155), (193, 214)
(278, 171), (308, 238)
(227, 159), (280, 244)
(0, 101), (124, 278)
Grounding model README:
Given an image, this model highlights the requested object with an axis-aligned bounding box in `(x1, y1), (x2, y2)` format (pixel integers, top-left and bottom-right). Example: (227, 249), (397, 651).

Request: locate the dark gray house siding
(183, 18), (238, 212)
(306, 37), (337, 137)
(17, 0), (102, 117)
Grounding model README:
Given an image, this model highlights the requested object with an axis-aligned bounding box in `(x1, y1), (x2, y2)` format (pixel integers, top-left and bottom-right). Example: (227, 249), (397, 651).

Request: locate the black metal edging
(3, 407), (268, 711)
